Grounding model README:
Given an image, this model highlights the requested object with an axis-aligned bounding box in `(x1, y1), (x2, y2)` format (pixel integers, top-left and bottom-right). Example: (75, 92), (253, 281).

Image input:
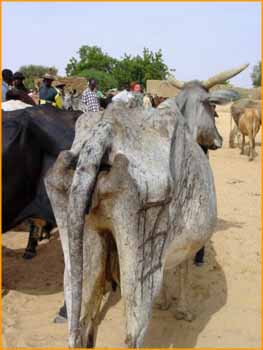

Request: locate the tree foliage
(251, 61), (261, 87)
(19, 65), (58, 89)
(66, 46), (117, 76)
(75, 68), (118, 92)
(66, 46), (169, 91)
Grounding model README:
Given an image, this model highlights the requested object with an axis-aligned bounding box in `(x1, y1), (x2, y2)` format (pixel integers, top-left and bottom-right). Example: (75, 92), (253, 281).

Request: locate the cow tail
(67, 120), (113, 347)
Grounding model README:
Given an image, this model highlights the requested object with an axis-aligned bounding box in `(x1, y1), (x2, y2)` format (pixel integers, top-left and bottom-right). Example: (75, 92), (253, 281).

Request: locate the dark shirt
(6, 89), (36, 106)
(15, 83), (28, 93)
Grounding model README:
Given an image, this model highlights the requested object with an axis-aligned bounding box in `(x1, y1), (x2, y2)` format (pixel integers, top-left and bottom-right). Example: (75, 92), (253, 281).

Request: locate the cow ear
(207, 90), (240, 105)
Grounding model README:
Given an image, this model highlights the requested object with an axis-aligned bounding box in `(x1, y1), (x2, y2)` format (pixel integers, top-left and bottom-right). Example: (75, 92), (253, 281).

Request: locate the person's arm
(20, 91), (36, 105)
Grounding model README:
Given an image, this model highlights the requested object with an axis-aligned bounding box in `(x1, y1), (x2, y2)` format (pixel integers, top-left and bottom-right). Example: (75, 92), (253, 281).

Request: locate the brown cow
(238, 108), (261, 161)
(229, 98), (261, 148)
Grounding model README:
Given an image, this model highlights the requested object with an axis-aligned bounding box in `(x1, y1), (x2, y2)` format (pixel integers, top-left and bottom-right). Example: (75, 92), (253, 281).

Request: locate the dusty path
(2, 104), (261, 347)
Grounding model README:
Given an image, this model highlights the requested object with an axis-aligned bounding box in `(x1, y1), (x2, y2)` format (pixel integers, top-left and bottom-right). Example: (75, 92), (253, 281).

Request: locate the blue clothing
(39, 85), (57, 103)
(2, 81), (9, 102)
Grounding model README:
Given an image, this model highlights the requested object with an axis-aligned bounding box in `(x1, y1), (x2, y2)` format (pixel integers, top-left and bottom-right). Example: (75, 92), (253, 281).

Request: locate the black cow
(2, 105), (82, 257)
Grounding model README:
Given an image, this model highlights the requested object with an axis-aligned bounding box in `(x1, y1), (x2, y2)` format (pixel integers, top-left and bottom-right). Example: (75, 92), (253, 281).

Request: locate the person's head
(88, 78), (97, 91)
(2, 69), (13, 85)
(55, 82), (66, 95)
(134, 83), (141, 93)
(43, 73), (55, 87)
(13, 72), (25, 87)
(130, 81), (137, 91)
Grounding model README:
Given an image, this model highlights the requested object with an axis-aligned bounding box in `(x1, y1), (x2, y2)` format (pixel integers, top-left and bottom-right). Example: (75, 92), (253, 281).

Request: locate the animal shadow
(143, 240), (226, 347)
(2, 231), (64, 296)
(144, 216), (244, 347)
(215, 217), (244, 232)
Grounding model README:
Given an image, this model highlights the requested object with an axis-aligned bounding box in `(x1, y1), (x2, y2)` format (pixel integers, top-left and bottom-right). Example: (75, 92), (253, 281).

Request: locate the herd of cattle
(2, 63), (261, 348)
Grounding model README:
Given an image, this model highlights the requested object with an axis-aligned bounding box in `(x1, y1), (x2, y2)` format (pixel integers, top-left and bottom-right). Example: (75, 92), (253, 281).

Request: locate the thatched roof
(35, 76), (87, 93)
(146, 80), (180, 97)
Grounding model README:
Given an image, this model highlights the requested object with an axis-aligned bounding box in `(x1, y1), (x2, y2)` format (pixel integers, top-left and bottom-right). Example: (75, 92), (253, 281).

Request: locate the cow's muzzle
(210, 137), (223, 150)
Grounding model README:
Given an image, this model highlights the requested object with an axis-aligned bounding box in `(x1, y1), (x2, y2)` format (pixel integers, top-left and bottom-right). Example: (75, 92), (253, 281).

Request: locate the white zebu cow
(45, 101), (216, 348)
(45, 64), (247, 348)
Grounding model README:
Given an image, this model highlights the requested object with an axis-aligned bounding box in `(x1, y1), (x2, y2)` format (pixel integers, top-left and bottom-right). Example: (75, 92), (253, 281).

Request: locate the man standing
(39, 73), (63, 109)
(7, 71), (36, 106)
(81, 78), (100, 112)
(13, 72), (28, 92)
(2, 69), (13, 102)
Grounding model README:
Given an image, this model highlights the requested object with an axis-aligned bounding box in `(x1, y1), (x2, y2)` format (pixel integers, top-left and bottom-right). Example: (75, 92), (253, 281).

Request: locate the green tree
(19, 65), (58, 89)
(111, 48), (169, 89)
(75, 68), (118, 92)
(251, 61), (261, 87)
(66, 46), (118, 92)
(66, 46), (117, 75)
(66, 45), (169, 91)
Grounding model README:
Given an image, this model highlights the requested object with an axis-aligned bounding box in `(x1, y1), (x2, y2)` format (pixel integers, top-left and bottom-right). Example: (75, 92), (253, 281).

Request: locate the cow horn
(202, 63), (249, 89)
(167, 75), (185, 89)
(160, 76), (185, 90)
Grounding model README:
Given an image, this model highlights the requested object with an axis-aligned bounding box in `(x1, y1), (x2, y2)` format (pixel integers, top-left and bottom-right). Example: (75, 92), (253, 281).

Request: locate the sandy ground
(2, 104), (261, 348)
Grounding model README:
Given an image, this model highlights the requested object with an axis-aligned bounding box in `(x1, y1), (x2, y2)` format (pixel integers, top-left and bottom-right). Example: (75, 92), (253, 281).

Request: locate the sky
(2, 2), (261, 87)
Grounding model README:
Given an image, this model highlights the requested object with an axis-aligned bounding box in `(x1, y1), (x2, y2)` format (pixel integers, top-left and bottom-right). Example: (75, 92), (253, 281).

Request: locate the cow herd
(2, 63), (261, 348)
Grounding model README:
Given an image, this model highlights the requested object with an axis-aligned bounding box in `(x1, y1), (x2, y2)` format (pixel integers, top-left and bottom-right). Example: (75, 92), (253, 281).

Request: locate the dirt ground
(2, 104), (261, 348)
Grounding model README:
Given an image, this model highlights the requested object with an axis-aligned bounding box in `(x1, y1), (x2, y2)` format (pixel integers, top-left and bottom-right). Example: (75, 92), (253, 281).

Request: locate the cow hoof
(173, 309), (195, 322)
(23, 250), (36, 260)
(53, 314), (67, 324)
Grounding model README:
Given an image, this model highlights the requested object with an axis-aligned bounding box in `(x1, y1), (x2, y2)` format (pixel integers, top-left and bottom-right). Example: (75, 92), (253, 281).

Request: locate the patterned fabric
(131, 92), (144, 107)
(81, 89), (100, 112)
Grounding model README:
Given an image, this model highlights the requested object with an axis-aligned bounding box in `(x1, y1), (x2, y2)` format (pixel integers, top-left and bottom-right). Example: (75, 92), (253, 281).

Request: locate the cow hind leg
(229, 125), (238, 148)
(173, 259), (194, 322)
(252, 137), (257, 158)
(248, 133), (254, 161)
(240, 134), (245, 155)
(78, 226), (108, 348)
(154, 269), (174, 310)
(121, 255), (164, 348)
(112, 212), (165, 348)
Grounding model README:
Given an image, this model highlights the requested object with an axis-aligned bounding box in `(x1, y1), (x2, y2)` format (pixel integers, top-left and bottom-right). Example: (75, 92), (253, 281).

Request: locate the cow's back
(103, 103), (177, 203)
(231, 99), (261, 126)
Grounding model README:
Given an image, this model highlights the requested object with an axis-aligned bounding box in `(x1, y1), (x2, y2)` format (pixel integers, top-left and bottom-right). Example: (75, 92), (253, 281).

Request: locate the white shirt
(112, 90), (133, 103)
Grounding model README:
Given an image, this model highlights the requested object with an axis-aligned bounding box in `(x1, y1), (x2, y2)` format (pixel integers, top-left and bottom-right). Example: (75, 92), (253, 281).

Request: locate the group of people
(2, 69), (64, 108)
(81, 79), (147, 111)
(2, 68), (154, 111)
(2, 69), (37, 105)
